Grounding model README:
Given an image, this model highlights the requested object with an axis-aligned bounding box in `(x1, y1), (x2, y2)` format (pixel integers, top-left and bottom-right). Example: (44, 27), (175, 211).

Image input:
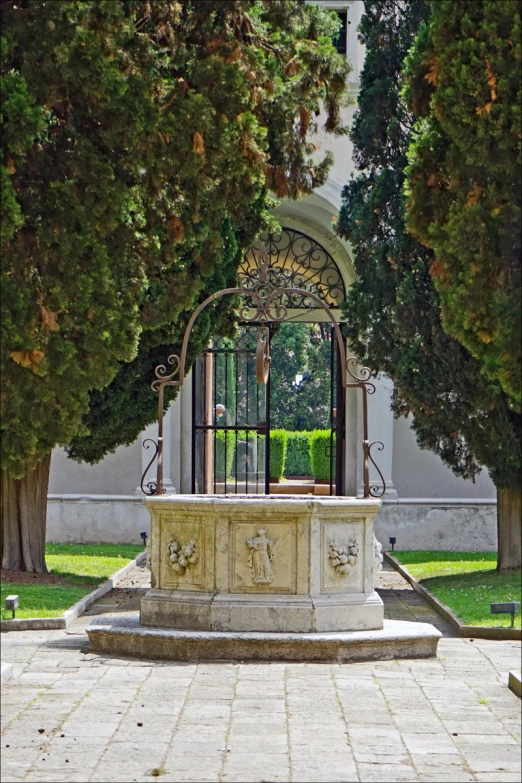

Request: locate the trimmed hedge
(284, 431), (313, 476)
(215, 428), (330, 482)
(215, 430), (235, 480)
(309, 429), (332, 480)
(269, 430), (288, 480)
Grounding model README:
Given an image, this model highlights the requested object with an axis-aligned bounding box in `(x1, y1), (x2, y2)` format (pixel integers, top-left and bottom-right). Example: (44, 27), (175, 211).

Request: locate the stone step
(86, 616), (441, 663)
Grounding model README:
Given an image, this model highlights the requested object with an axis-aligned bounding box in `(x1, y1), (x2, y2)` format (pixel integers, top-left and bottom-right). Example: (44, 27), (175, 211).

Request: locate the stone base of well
(140, 589), (385, 633)
(86, 616), (441, 663)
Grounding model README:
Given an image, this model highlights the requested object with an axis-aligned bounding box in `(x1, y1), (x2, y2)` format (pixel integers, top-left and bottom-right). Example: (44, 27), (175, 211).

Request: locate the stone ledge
(0, 551), (146, 633)
(508, 670), (521, 699)
(86, 616), (441, 663)
(1, 662), (14, 685)
(384, 553), (522, 641)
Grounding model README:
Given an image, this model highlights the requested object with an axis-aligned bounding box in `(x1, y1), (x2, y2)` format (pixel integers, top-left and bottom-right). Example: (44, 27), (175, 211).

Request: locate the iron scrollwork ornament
(140, 438), (164, 496)
(368, 441), (386, 498)
(345, 357), (376, 394)
(151, 353), (181, 393)
(240, 229), (346, 310)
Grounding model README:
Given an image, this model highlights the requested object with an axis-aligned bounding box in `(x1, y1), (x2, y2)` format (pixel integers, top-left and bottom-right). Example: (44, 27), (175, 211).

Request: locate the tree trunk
(497, 483), (522, 571)
(1, 453), (52, 573)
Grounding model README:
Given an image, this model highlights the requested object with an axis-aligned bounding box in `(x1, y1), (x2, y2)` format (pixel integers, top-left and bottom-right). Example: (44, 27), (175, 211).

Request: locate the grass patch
(1, 543), (142, 620)
(45, 543), (143, 585)
(392, 550), (521, 628)
(1, 583), (94, 620)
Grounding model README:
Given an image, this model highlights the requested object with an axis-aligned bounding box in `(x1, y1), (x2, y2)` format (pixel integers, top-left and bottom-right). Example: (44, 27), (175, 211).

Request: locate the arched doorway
(192, 229), (347, 496)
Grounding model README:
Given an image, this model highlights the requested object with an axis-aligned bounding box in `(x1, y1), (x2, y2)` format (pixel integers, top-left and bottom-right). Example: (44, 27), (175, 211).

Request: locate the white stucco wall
(374, 500), (497, 553)
(392, 415), (496, 500)
(49, 441), (142, 497)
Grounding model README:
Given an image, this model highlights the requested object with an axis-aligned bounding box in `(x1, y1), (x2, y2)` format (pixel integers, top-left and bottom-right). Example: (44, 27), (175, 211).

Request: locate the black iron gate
(193, 325), (270, 494)
(193, 324), (344, 495)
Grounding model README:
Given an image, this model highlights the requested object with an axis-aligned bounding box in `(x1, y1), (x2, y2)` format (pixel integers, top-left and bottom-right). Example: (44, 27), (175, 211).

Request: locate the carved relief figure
(328, 539), (358, 576)
(247, 528), (275, 584)
(166, 536), (198, 575)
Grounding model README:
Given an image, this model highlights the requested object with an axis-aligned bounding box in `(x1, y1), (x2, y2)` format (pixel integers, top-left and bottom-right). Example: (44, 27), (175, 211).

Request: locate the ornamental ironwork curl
(368, 441), (386, 498)
(140, 438), (163, 496)
(152, 353), (180, 392)
(239, 287), (288, 323)
(346, 357), (376, 394)
(240, 229), (346, 310)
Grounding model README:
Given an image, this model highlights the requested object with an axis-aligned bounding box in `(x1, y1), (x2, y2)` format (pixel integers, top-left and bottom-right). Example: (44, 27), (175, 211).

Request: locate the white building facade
(47, 1), (497, 550)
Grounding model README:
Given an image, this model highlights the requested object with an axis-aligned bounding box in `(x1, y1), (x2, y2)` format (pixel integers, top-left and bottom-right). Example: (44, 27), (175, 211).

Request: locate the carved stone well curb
(141, 494), (384, 633)
(86, 494), (443, 661)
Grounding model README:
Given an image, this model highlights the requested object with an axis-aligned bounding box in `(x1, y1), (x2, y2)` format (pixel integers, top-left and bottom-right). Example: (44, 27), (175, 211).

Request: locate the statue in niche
(247, 528), (275, 584)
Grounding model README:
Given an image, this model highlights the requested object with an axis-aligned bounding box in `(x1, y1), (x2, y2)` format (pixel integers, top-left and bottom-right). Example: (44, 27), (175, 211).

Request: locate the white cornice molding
(47, 494), (496, 506)
(381, 498), (496, 506)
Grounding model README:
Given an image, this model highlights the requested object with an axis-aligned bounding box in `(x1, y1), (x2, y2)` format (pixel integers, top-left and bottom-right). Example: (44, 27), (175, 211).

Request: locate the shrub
(215, 430), (235, 481)
(309, 430), (332, 480)
(284, 431), (313, 476)
(269, 430), (288, 480)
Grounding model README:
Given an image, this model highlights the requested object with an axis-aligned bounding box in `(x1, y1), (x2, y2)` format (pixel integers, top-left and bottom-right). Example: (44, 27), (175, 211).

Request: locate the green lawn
(1, 543), (143, 620)
(392, 550), (522, 628)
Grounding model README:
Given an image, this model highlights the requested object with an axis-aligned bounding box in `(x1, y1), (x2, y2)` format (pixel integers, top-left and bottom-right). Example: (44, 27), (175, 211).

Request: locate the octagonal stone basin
(142, 494), (384, 634)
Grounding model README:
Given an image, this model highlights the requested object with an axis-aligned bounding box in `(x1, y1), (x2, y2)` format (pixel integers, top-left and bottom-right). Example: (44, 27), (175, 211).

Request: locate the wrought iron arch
(240, 229), (346, 310)
(141, 242), (385, 500)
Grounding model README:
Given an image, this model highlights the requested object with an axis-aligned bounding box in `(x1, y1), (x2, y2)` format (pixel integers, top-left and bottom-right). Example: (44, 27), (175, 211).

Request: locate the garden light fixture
(5, 595), (19, 619)
(140, 532), (148, 547)
(389, 537), (396, 552)
(490, 602), (520, 628)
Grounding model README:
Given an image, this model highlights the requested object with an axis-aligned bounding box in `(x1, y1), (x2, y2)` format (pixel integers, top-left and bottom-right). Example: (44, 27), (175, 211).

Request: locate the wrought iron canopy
(142, 241), (385, 500)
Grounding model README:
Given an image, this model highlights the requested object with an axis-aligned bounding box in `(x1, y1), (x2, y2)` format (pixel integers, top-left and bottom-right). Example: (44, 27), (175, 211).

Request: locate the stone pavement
(1, 564), (520, 783)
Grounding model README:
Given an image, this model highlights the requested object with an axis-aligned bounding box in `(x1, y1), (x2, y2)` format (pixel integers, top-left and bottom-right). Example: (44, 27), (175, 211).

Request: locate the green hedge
(269, 430), (288, 480)
(309, 429), (332, 480)
(215, 430), (235, 480)
(284, 431), (313, 476)
(215, 428), (331, 482)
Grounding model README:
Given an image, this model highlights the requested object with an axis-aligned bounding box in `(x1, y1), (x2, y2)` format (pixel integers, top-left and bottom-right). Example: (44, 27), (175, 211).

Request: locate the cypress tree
(336, 0), (520, 570)
(1, 0), (348, 571)
(403, 0), (521, 404)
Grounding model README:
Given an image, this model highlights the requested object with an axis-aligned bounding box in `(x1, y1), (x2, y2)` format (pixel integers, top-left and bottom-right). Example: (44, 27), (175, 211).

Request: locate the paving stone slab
(1, 561), (520, 783)
(357, 762), (419, 781)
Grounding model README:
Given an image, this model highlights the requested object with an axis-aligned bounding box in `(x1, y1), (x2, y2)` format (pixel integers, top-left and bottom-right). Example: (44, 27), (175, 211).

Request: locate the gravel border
(384, 552), (521, 641)
(1, 551), (146, 632)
